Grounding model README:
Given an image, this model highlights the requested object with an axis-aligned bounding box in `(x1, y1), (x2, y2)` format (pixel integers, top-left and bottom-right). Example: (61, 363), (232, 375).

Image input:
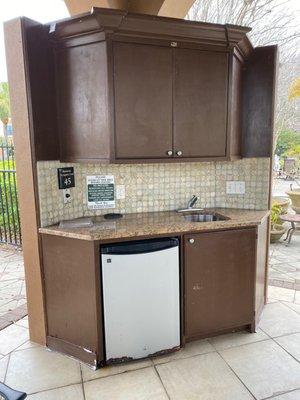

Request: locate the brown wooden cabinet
(49, 8), (276, 163)
(113, 43), (230, 160)
(184, 228), (257, 340)
(20, 8), (277, 162)
(41, 216), (269, 366)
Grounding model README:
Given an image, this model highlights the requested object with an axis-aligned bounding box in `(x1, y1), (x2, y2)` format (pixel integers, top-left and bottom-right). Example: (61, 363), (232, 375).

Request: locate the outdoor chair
(0, 383), (27, 400)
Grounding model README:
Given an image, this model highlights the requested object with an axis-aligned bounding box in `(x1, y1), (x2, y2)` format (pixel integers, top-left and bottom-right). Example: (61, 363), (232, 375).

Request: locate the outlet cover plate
(116, 185), (126, 200)
(63, 188), (71, 204)
(226, 181), (245, 195)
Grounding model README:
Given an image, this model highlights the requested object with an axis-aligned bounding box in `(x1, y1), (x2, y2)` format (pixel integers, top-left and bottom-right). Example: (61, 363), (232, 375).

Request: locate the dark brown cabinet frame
(54, 35), (242, 163)
(19, 8), (276, 163)
(41, 218), (269, 367)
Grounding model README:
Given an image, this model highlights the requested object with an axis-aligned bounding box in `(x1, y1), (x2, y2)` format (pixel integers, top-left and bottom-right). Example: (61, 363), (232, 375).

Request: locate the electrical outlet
(116, 185), (126, 200)
(226, 181), (245, 195)
(63, 188), (71, 204)
(236, 181), (246, 194)
(226, 181), (236, 194)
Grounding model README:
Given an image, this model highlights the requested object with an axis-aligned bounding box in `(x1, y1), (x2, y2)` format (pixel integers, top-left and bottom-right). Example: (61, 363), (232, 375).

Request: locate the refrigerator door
(101, 239), (180, 363)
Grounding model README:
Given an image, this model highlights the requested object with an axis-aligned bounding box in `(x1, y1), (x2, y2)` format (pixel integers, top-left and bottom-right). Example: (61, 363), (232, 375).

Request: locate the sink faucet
(187, 195), (198, 209)
(177, 195), (204, 213)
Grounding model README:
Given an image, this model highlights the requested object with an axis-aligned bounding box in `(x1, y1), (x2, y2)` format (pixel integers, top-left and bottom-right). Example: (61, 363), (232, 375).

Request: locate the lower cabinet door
(184, 229), (256, 340)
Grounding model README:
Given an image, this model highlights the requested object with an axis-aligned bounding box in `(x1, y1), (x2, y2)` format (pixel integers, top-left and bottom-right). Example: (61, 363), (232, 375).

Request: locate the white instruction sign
(87, 175), (115, 209)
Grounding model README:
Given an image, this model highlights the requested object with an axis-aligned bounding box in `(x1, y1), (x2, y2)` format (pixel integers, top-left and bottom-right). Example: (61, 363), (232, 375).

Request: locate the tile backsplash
(37, 158), (270, 227)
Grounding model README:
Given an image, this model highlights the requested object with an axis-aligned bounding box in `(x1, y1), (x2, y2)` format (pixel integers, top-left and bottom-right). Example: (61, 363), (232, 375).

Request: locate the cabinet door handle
(189, 238), (195, 244)
(166, 150), (173, 156)
(176, 150), (183, 156)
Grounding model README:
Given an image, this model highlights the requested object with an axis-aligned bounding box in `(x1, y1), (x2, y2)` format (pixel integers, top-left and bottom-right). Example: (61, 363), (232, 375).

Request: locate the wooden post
(4, 18), (47, 344)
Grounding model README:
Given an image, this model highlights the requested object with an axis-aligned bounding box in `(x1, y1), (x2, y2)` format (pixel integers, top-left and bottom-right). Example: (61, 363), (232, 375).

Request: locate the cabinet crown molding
(49, 7), (253, 56)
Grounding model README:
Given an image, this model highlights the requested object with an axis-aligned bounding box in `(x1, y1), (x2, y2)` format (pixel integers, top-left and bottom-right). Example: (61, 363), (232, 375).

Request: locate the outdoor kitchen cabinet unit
(41, 215), (269, 367)
(43, 7), (277, 163)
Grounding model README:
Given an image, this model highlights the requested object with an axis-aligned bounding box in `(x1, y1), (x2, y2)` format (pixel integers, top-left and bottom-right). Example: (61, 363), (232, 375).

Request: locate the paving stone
(156, 352), (253, 400)
(259, 302), (300, 337)
(275, 333), (300, 362)
(84, 367), (168, 400)
(6, 347), (82, 394)
(267, 286), (295, 302)
(220, 340), (300, 400)
(0, 324), (29, 355)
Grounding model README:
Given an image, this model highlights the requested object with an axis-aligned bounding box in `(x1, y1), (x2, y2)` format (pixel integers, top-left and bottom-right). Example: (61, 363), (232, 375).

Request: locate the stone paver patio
(0, 291), (299, 399)
(269, 234), (300, 292)
(0, 226), (299, 399)
(0, 245), (27, 330)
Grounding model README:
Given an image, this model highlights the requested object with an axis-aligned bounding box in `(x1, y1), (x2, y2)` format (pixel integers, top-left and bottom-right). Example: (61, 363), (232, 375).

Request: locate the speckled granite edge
(39, 209), (270, 241)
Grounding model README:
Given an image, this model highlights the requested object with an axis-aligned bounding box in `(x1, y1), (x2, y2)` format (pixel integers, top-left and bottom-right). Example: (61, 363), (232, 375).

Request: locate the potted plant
(286, 183), (300, 214)
(272, 196), (290, 214)
(270, 203), (286, 243)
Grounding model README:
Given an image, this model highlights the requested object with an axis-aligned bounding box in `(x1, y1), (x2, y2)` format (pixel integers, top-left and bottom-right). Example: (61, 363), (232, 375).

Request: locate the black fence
(0, 138), (21, 246)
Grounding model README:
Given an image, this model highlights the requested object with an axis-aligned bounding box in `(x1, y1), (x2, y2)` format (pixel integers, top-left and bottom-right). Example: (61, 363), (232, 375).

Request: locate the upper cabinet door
(174, 49), (228, 158)
(56, 41), (110, 162)
(114, 42), (173, 159)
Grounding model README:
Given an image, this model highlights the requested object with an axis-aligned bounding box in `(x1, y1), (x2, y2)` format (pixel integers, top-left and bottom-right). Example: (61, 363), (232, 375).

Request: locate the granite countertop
(39, 208), (269, 241)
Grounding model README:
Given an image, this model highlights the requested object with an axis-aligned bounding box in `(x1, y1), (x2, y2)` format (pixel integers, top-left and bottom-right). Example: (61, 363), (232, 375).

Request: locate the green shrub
(270, 203), (283, 226)
(0, 158), (20, 240)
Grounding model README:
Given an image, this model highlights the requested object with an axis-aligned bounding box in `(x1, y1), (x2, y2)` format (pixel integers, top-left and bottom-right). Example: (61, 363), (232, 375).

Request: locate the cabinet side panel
(42, 235), (103, 363)
(24, 24), (59, 160)
(255, 216), (269, 323)
(242, 45), (277, 157)
(56, 41), (110, 161)
(185, 229), (256, 339)
(228, 54), (242, 158)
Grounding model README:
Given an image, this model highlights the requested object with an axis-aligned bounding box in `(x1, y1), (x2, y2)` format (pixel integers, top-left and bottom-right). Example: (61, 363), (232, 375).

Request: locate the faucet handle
(188, 195), (198, 208)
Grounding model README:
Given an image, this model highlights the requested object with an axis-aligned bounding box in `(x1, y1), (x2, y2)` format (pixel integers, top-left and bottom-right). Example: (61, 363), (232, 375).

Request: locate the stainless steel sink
(183, 212), (229, 222)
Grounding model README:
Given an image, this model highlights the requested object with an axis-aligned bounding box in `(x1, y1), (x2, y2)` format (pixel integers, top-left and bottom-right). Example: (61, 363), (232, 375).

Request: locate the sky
(0, 0), (69, 82)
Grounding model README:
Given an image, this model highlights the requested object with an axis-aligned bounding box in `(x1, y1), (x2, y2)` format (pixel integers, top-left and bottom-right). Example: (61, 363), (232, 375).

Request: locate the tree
(0, 82), (11, 137)
(289, 77), (300, 100)
(275, 130), (300, 156)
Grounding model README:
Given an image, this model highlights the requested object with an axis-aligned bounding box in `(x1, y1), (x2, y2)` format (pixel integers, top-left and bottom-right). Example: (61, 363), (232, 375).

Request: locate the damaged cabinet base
(42, 215), (269, 369)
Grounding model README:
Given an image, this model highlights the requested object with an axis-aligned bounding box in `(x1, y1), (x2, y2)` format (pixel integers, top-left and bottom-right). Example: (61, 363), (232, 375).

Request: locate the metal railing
(0, 138), (21, 246)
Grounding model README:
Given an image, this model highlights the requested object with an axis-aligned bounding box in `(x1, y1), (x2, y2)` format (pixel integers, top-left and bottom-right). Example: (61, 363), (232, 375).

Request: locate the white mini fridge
(101, 237), (180, 363)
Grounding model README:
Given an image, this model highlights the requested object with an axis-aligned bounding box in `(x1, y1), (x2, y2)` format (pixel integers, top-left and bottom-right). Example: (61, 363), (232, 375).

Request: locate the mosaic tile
(37, 158), (270, 227)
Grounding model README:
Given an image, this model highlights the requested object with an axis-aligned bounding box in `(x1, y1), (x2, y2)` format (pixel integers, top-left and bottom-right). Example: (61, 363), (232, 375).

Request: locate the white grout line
(25, 381), (83, 397)
(258, 326), (300, 364)
(211, 336), (270, 353)
(3, 352), (11, 384)
(150, 348), (216, 367)
(272, 337), (300, 365)
(153, 365), (171, 400)
(279, 301), (300, 314)
(261, 387), (300, 400)
(81, 362), (154, 384)
(79, 363), (87, 400)
(216, 350), (257, 400)
(281, 301), (300, 315)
